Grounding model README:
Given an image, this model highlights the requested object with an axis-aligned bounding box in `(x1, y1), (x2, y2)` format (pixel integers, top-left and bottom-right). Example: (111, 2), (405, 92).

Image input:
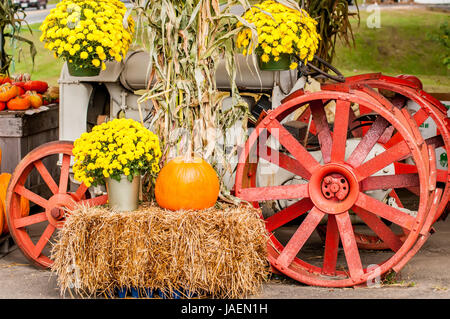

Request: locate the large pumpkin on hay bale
(0, 173), (30, 234)
(155, 156), (220, 211)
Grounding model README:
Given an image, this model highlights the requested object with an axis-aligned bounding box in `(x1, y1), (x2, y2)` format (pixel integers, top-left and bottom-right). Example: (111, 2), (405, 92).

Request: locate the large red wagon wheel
(283, 74), (449, 250)
(235, 89), (435, 287)
(5, 141), (108, 268)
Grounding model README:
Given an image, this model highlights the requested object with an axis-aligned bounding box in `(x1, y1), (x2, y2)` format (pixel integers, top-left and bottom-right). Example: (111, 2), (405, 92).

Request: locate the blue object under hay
(115, 287), (195, 299)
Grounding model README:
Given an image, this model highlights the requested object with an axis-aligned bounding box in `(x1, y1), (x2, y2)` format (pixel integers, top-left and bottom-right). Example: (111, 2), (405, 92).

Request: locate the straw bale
(51, 202), (270, 299)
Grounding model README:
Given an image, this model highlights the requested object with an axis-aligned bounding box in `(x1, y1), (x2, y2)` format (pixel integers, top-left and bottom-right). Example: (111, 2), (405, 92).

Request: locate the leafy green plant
(0, 0), (36, 75)
(305, 0), (359, 67)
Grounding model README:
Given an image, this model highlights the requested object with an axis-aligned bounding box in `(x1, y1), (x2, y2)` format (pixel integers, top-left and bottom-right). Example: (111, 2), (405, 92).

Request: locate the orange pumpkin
(0, 173), (30, 234)
(155, 156), (220, 211)
(7, 95), (31, 111)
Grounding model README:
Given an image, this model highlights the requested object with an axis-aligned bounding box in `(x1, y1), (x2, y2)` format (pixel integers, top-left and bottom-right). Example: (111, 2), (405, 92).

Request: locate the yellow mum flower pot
(257, 53), (291, 71)
(67, 62), (101, 77)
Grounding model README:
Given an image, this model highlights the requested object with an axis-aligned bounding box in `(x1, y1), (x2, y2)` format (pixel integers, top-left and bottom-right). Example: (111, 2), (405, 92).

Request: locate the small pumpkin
(7, 95), (31, 111)
(23, 81), (49, 94)
(155, 156), (220, 211)
(25, 91), (43, 109)
(0, 83), (19, 102)
(0, 173), (30, 234)
(0, 102), (5, 112)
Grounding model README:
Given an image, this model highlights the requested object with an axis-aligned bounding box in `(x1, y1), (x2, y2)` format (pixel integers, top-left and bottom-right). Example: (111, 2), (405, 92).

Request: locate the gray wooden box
(0, 105), (59, 197)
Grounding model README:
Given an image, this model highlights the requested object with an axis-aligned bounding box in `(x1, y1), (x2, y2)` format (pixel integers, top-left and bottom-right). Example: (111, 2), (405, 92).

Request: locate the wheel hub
(309, 163), (360, 215)
(321, 173), (349, 201)
(45, 193), (76, 228)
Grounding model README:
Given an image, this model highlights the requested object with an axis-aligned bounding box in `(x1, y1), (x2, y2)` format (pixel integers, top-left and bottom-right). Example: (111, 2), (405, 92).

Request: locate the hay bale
(51, 202), (270, 299)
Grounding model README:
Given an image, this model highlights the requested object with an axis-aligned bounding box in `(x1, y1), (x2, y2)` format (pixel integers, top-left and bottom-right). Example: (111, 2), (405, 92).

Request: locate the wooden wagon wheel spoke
(257, 146), (310, 180)
(322, 214), (340, 275)
(78, 194), (108, 208)
(346, 116), (391, 168)
(395, 162), (448, 184)
(14, 184), (49, 209)
(331, 100), (351, 162)
(310, 100), (333, 164)
(354, 140), (411, 182)
(239, 184), (309, 202)
(58, 154), (71, 194)
(73, 183), (89, 201)
(352, 206), (403, 252)
(265, 198), (314, 233)
(32, 224), (56, 259)
(33, 160), (59, 195)
(276, 207), (325, 269)
(335, 212), (364, 281)
(384, 107), (429, 149)
(355, 192), (416, 231)
(13, 212), (48, 229)
(266, 119), (320, 177)
(360, 173), (420, 191)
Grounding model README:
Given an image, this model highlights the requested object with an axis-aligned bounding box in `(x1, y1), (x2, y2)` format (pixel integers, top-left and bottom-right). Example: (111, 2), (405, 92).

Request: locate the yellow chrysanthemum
(72, 118), (161, 187)
(237, 0), (320, 64)
(39, 0), (134, 71)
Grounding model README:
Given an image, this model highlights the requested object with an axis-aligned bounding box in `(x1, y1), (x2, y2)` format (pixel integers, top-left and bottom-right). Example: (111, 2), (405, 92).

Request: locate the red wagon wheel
(283, 74), (448, 251)
(5, 141), (108, 268)
(235, 89), (434, 287)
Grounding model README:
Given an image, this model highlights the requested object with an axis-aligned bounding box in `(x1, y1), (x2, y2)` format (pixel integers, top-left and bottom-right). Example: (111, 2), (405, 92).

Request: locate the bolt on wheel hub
(321, 173), (350, 201)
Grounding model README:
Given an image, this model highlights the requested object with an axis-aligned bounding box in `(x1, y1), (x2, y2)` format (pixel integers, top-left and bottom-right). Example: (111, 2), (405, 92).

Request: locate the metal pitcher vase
(106, 175), (140, 212)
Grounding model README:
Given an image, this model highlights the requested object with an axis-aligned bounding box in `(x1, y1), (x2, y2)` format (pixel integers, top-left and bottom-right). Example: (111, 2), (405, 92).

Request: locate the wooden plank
(0, 104), (59, 137)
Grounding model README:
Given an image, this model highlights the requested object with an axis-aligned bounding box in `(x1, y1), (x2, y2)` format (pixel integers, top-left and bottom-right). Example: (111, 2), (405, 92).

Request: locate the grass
(5, 7), (450, 92)
(334, 7), (450, 92)
(6, 23), (63, 86)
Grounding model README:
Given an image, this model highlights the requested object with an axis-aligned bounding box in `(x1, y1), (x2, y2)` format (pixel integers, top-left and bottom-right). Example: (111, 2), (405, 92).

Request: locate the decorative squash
(0, 83), (19, 102)
(25, 91), (43, 109)
(7, 95), (31, 111)
(23, 81), (48, 94)
(0, 173), (30, 234)
(155, 156), (220, 211)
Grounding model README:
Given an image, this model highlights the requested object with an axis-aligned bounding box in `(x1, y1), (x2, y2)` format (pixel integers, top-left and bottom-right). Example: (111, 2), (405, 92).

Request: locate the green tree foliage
(0, 0), (36, 74)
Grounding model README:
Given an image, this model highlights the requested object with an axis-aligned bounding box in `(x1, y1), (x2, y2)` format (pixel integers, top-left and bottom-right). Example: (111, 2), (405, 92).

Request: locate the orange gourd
(0, 83), (19, 102)
(7, 95), (31, 111)
(25, 91), (43, 109)
(0, 173), (30, 234)
(155, 156), (220, 211)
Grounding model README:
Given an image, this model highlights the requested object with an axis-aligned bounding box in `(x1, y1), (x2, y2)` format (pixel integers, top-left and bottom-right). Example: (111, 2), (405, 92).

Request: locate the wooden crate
(0, 105), (59, 198)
